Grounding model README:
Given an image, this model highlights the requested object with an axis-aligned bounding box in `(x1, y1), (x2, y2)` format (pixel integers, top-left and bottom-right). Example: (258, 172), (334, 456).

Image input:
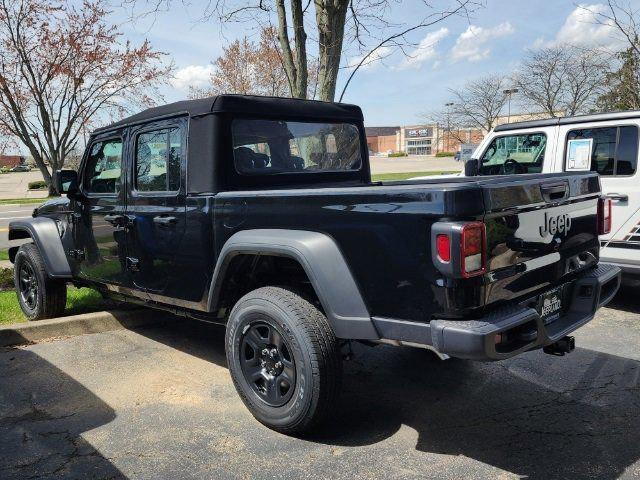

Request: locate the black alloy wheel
(18, 261), (38, 310)
(225, 286), (342, 434)
(13, 243), (67, 320)
(239, 321), (296, 407)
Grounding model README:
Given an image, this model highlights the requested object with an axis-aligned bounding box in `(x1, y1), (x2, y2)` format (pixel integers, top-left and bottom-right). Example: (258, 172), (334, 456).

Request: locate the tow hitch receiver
(543, 336), (575, 356)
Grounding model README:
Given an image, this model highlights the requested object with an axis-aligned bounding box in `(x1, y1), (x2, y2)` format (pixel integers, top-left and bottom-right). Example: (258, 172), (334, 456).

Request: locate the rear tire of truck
(225, 286), (342, 435)
(14, 243), (67, 321)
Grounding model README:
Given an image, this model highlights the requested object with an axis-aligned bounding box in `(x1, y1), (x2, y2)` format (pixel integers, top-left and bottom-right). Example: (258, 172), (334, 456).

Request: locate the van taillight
(598, 197), (612, 235)
(461, 222), (486, 278)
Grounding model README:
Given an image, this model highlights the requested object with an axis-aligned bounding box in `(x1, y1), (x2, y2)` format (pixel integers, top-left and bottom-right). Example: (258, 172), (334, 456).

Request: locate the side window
(135, 127), (182, 192)
(565, 126), (638, 176)
(84, 139), (122, 194)
(478, 133), (546, 175)
(616, 126), (638, 175)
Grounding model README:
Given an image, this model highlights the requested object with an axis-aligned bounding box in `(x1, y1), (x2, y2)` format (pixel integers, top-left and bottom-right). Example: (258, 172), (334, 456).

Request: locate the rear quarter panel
(214, 184), (484, 322)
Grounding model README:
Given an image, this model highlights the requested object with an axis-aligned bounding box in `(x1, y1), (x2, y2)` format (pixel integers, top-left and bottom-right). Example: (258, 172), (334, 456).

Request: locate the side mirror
(56, 169), (79, 195)
(464, 158), (479, 176)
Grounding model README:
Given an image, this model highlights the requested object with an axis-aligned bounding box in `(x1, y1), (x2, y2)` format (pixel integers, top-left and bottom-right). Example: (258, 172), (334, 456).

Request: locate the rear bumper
(372, 264), (621, 361)
(599, 259), (640, 284)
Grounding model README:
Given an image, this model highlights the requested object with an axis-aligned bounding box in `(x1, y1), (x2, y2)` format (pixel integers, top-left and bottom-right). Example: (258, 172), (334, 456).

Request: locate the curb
(0, 309), (180, 347)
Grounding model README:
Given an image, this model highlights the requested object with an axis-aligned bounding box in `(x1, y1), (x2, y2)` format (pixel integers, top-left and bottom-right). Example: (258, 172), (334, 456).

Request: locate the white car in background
(463, 111), (640, 281)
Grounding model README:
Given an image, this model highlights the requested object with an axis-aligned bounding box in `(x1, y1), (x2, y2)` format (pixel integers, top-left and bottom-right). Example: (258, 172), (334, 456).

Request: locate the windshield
(479, 133), (547, 175)
(232, 119), (362, 175)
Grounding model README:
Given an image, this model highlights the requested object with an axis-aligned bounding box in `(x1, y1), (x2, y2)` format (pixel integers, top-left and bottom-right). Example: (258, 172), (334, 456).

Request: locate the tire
(14, 243), (67, 320)
(225, 286), (342, 435)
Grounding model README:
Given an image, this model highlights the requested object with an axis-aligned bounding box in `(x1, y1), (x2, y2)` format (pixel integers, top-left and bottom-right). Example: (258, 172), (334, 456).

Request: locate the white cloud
(400, 27), (450, 69)
(451, 22), (514, 62)
(170, 64), (215, 91)
(551, 4), (625, 49)
(347, 46), (394, 71)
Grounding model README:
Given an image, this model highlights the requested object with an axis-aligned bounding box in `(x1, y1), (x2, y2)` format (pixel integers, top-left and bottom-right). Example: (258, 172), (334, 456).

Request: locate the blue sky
(112, 1), (628, 126)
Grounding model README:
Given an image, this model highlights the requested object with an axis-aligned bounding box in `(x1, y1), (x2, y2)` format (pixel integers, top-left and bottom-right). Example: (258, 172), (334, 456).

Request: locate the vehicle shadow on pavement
(0, 342), (126, 480)
(315, 343), (640, 480)
(133, 319), (640, 480)
(607, 285), (640, 314)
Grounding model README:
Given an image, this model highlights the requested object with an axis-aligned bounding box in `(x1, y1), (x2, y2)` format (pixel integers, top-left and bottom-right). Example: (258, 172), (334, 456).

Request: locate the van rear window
(232, 119), (362, 175)
(566, 126), (638, 176)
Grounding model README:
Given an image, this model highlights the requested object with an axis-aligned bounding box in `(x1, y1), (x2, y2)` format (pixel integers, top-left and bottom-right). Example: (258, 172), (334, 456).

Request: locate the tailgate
(479, 172), (601, 306)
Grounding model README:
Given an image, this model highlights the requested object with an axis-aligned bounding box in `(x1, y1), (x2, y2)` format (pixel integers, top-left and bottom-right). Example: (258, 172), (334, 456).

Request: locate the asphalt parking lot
(1, 287), (640, 480)
(0, 204), (35, 249)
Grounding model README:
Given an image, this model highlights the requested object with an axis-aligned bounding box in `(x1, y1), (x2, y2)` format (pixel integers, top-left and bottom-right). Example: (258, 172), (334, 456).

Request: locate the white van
(467, 111), (640, 280)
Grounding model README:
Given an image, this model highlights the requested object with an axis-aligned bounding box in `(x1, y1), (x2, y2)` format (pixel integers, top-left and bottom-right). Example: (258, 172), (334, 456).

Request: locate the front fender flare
(8, 217), (72, 278)
(208, 229), (379, 340)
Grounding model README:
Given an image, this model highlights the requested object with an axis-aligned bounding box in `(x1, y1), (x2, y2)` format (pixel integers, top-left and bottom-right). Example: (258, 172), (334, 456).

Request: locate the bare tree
(448, 75), (508, 133)
(0, 0), (170, 194)
(191, 37), (269, 97)
(130, 0), (479, 102)
(425, 107), (468, 149)
(584, 1), (640, 111)
(0, 125), (18, 157)
(190, 27), (317, 99)
(514, 45), (610, 117)
(583, 1), (640, 56)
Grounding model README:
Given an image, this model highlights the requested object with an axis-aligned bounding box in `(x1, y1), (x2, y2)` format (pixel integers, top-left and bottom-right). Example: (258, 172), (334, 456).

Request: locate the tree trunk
(276, 0), (309, 98)
(291, 0), (308, 98)
(315, 0), (349, 102)
(48, 169), (60, 197)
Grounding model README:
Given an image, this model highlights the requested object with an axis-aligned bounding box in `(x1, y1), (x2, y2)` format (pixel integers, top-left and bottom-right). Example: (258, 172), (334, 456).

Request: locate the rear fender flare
(207, 229), (379, 340)
(8, 217), (72, 278)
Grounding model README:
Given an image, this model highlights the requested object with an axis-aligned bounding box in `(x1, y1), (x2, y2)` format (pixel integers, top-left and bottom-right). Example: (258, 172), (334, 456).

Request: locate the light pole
(444, 102), (454, 152)
(503, 88), (518, 124)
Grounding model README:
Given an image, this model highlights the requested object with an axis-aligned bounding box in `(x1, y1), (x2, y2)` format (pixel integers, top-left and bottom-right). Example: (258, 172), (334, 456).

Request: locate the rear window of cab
(231, 119), (363, 175)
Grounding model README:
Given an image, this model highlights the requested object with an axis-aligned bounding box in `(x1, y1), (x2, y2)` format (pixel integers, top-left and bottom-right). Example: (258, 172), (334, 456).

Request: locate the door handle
(153, 215), (177, 226)
(605, 193), (628, 202)
(104, 214), (125, 226)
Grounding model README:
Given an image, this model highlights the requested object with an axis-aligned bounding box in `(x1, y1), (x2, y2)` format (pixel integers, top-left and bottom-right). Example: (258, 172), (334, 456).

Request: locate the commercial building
(365, 127), (400, 154)
(401, 125), (435, 155)
(0, 155), (26, 169)
(366, 112), (555, 156)
(367, 124), (482, 155)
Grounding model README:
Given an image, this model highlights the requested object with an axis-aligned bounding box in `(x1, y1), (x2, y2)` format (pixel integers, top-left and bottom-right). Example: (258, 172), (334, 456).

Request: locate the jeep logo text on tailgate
(540, 212), (572, 237)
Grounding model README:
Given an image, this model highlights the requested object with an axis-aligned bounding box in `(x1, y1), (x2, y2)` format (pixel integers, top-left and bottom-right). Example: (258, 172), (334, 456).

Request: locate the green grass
(0, 286), (108, 325)
(372, 170), (459, 181)
(0, 197), (53, 205)
(0, 250), (8, 261)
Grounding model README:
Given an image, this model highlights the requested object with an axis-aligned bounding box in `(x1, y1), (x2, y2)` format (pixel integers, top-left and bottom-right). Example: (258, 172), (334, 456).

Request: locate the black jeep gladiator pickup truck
(9, 95), (621, 434)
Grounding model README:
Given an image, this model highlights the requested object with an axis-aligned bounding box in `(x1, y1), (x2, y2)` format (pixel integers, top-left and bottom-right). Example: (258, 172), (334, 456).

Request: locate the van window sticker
(566, 138), (593, 171)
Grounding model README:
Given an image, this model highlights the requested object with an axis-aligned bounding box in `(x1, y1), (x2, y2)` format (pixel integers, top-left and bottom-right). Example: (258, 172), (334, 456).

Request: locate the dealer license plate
(537, 286), (564, 324)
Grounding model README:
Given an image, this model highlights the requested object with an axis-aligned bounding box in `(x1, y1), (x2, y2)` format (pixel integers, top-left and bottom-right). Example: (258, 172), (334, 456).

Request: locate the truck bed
(203, 171), (601, 322)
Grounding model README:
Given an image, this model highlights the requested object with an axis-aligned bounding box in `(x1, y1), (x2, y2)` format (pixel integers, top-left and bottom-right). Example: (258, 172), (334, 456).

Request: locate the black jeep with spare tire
(9, 95), (621, 434)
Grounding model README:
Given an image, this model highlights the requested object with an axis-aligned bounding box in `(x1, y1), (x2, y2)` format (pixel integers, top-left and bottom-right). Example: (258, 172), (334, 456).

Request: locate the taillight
(436, 234), (451, 262)
(598, 197), (612, 235)
(460, 222), (486, 278)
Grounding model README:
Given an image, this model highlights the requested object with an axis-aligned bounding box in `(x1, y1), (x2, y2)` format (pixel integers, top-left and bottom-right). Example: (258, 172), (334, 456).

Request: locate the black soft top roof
(95, 94), (364, 133)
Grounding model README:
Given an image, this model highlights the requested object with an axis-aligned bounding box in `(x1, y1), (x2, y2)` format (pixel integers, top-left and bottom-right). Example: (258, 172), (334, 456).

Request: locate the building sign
(407, 128), (432, 137)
